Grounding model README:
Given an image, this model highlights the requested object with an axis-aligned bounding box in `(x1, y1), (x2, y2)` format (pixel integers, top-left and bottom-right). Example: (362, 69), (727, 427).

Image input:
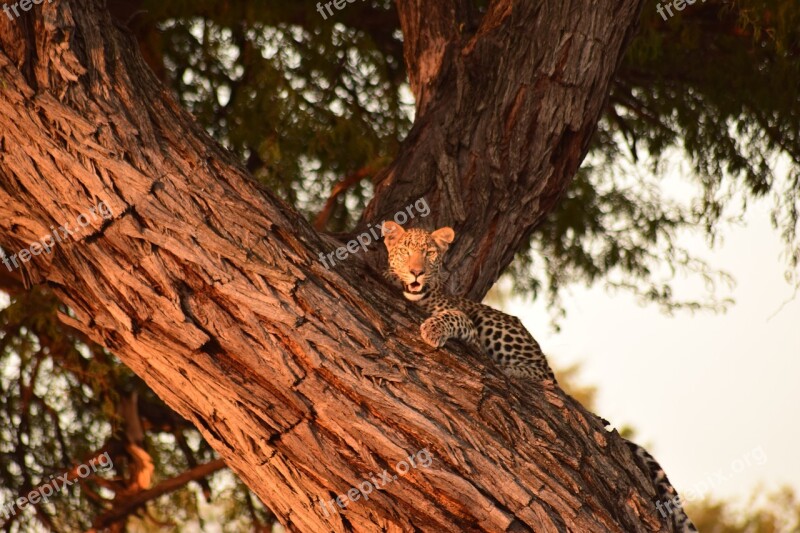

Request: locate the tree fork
(0, 0), (670, 531)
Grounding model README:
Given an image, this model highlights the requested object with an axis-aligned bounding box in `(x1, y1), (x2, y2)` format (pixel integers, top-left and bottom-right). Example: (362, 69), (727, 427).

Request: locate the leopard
(381, 220), (698, 533)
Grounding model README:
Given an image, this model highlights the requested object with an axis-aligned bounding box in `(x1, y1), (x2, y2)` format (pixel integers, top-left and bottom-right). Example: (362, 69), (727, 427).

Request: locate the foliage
(513, 0), (800, 316)
(687, 486), (800, 532)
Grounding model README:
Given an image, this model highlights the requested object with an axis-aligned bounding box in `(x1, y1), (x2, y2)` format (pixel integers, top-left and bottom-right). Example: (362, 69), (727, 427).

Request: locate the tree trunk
(364, 0), (644, 300)
(0, 0), (667, 531)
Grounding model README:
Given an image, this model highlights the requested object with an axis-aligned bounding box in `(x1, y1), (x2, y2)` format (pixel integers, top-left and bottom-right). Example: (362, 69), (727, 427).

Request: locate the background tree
(688, 488), (800, 532)
(0, 0), (797, 530)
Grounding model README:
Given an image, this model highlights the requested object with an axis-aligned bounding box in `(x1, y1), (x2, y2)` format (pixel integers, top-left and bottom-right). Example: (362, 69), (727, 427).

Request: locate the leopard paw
(420, 318), (447, 348)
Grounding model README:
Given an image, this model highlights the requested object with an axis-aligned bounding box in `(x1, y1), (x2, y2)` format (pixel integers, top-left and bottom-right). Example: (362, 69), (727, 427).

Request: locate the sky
(502, 195), (800, 507)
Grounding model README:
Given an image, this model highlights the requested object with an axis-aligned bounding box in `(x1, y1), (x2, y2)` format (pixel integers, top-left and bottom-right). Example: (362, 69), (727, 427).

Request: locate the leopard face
(381, 221), (455, 301)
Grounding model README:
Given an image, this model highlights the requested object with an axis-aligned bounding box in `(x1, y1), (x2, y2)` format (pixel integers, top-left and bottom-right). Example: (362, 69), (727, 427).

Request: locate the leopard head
(381, 221), (455, 301)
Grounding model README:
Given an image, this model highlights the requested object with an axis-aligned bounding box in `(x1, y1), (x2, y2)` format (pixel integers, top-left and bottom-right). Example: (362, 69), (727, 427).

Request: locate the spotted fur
(382, 222), (556, 381)
(629, 442), (698, 533)
(382, 221), (698, 532)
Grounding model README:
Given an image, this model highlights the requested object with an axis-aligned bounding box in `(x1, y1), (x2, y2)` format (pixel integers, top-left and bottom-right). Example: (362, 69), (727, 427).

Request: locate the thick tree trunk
(0, 0), (667, 531)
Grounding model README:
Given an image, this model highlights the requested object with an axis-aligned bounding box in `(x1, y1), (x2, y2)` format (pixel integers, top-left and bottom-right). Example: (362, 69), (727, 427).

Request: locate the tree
(688, 487), (800, 532)
(1, 0), (797, 530)
(0, 0), (669, 530)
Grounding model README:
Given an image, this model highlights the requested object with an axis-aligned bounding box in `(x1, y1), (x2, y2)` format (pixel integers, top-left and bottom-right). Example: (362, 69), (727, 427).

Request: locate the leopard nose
(410, 268), (425, 277)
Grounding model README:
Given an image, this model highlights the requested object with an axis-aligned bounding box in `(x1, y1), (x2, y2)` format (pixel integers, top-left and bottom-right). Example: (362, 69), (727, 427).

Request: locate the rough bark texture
(0, 0), (669, 531)
(363, 0), (644, 300)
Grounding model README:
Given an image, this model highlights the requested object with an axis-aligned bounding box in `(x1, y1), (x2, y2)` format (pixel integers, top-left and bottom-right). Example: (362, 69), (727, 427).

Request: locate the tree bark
(0, 0), (668, 531)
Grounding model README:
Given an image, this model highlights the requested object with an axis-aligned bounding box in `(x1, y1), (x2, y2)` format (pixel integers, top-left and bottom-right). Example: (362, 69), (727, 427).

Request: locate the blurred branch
(90, 458), (226, 530)
(313, 164), (381, 230)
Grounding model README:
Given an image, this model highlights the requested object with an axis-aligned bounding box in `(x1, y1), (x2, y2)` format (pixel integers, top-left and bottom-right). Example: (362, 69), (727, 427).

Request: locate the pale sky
(503, 195), (800, 507)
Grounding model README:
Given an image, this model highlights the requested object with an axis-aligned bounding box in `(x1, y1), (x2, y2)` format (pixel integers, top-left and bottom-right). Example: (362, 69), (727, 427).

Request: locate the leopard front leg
(420, 310), (482, 351)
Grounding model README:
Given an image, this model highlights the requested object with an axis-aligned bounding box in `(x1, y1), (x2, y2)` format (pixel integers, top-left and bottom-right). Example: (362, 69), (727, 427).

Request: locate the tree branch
(313, 164), (381, 231)
(91, 458), (226, 529)
(365, 0), (647, 300)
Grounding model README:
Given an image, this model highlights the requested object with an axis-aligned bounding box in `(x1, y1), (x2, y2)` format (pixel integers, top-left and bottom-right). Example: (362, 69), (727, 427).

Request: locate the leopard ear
(430, 227), (455, 251)
(382, 221), (405, 249)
